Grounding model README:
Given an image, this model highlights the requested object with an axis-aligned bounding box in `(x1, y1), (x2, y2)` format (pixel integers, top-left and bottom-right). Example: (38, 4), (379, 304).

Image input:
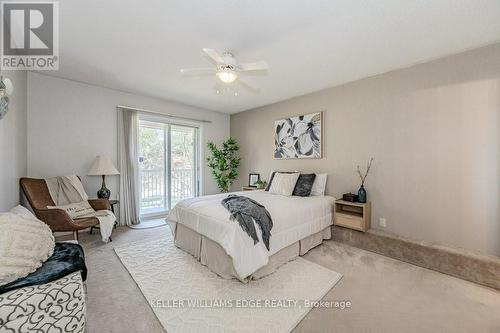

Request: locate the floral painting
(274, 112), (322, 159)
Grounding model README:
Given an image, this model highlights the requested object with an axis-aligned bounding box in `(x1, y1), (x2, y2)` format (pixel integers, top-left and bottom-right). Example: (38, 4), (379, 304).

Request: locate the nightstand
(334, 200), (371, 232)
(242, 186), (258, 191)
(109, 199), (119, 227)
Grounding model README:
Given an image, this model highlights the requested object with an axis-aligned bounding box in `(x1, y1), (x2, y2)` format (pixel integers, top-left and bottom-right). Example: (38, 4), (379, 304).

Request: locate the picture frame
(274, 111), (323, 159)
(248, 173), (260, 187)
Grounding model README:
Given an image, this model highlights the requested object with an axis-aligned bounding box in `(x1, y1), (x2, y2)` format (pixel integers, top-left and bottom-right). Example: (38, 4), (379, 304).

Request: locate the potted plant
(254, 179), (267, 190)
(206, 138), (241, 193)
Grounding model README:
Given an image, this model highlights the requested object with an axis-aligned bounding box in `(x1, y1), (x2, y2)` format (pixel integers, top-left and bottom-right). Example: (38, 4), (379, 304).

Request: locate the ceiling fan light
(216, 70), (238, 83)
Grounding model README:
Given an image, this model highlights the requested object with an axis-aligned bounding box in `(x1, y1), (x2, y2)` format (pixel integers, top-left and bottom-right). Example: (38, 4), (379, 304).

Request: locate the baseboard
(332, 226), (500, 290)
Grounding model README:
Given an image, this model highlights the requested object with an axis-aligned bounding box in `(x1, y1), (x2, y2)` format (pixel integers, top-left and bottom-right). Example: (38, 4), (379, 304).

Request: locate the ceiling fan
(180, 48), (268, 94)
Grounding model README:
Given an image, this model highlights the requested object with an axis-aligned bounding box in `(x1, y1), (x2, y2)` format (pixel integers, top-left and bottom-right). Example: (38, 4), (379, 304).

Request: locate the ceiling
(52, 0), (500, 114)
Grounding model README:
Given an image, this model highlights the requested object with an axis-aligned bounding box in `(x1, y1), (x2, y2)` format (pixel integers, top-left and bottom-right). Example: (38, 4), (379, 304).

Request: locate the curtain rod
(117, 105), (212, 123)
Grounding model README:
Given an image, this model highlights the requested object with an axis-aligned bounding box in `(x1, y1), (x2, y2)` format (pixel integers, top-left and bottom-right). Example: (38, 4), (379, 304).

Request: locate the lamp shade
(87, 155), (120, 176)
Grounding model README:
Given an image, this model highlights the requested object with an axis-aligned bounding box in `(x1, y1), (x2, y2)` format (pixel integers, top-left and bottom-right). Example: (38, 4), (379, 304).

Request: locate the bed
(166, 189), (335, 281)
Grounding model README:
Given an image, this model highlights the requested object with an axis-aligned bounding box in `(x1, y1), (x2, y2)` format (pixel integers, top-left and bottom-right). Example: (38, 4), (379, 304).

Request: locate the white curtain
(117, 108), (141, 225)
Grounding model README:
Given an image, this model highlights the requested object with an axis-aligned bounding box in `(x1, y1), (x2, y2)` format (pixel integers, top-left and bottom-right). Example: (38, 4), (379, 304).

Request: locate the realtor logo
(1, 1), (59, 70)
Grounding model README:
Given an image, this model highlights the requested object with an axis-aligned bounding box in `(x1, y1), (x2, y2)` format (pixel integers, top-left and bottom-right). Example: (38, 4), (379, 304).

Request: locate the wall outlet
(379, 218), (387, 228)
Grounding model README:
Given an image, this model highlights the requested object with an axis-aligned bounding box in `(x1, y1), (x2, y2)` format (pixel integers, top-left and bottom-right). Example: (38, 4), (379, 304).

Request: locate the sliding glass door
(139, 119), (199, 217)
(170, 125), (197, 207)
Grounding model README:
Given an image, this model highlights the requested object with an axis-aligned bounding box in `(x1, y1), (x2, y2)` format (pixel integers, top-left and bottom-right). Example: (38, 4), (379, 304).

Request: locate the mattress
(166, 190), (335, 280)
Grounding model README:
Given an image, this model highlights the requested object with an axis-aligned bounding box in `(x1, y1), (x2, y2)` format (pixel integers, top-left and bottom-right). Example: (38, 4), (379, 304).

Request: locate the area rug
(114, 236), (342, 333)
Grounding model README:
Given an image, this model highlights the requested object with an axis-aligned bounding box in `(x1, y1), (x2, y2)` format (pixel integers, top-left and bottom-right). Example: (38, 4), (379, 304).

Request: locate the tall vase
(358, 184), (367, 203)
(97, 175), (111, 199)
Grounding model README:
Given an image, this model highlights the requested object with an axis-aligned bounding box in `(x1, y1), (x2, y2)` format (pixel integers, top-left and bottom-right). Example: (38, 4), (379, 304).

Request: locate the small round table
(109, 200), (119, 227)
(109, 199), (118, 212)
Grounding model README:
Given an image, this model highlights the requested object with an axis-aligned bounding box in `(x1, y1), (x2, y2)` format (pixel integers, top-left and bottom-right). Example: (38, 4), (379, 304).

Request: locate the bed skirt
(172, 223), (332, 281)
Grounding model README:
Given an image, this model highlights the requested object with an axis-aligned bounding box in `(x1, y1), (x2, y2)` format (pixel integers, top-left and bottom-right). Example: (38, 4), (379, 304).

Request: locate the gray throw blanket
(221, 195), (273, 250)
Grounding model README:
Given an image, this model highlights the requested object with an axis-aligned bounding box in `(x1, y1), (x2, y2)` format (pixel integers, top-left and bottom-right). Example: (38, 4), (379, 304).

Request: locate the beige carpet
(128, 219), (167, 229)
(114, 236), (342, 333)
(72, 226), (500, 333)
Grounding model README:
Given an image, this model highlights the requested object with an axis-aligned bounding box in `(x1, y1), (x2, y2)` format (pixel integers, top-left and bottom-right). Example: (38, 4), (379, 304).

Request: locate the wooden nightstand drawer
(335, 200), (371, 232)
(335, 213), (364, 231)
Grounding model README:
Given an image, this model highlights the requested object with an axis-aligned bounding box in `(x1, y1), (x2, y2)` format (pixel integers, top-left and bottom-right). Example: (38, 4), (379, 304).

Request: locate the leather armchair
(20, 177), (111, 240)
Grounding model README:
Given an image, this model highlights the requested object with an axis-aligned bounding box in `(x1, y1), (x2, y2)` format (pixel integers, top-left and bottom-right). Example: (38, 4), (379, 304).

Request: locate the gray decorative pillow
(292, 174), (317, 197)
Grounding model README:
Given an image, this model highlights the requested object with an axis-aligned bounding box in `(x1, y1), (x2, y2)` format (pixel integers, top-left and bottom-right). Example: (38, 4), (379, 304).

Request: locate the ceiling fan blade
(202, 48), (224, 64)
(180, 68), (215, 75)
(238, 79), (260, 93)
(238, 61), (269, 72)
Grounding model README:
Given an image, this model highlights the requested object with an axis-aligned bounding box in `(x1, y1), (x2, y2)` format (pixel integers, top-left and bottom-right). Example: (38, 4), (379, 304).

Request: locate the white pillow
(0, 212), (55, 285)
(265, 170), (300, 191)
(310, 173), (328, 196)
(268, 172), (300, 196)
(47, 201), (95, 219)
(10, 205), (37, 220)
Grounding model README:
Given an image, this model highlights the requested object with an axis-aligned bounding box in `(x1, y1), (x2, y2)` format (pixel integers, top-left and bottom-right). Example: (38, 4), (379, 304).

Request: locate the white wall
(0, 71), (27, 211)
(27, 73), (229, 202)
(231, 43), (500, 256)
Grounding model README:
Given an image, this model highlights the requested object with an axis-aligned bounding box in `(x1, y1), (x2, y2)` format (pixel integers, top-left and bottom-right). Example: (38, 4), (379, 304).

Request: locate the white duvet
(166, 190), (335, 279)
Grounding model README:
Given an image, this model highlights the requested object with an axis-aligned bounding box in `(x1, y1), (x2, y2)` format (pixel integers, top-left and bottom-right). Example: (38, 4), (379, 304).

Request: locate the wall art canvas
(274, 112), (322, 159)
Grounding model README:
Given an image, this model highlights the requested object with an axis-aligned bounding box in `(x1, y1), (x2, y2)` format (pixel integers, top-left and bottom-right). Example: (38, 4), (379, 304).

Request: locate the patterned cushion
(265, 171), (300, 191)
(0, 210), (55, 285)
(47, 200), (95, 219)
(268, 173), (300, 196)
(292, 174), (317, 197)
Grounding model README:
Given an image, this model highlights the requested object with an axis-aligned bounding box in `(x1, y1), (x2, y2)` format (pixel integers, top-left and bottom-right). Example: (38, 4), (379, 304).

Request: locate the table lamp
(87, 155), (120, 199)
